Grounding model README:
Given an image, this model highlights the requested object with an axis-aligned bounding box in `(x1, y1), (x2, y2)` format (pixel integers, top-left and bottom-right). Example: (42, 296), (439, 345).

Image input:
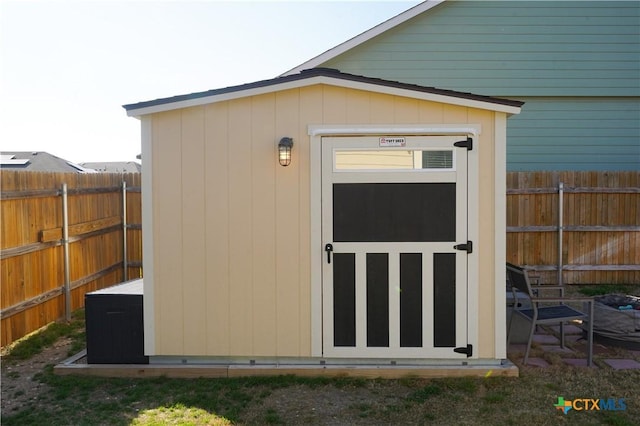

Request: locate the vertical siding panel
(251, 94), (278, 356)
(154, 111), (184, 354)
(470, 109), (496, 358)
(346, 90), (371, 123)
(180, 107), (207, 355)
(275, 89), (301, 356)
(322, 86), (348, 123)
(370, 92), (394, 122)
(227, 98), (254, 355)
(393, 96), (420, 123)
(418, 100), (445, 123)
(442, 104), (468, 123)
(204, 103), (231, 355)
(298, 86), (323, 355)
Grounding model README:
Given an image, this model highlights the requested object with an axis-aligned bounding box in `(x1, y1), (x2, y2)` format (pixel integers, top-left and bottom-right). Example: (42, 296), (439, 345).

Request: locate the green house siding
(322, 1), (640, 171)
(509, 98), (640, 171)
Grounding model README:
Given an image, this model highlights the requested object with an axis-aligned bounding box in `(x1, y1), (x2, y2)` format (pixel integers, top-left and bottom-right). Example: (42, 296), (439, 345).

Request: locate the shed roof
(123, 68), (523, 118)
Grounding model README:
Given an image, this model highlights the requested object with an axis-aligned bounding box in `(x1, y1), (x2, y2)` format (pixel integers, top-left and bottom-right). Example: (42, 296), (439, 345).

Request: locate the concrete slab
(603, 359), (640, 370)
(563, 335), (584, 344)
(540, 345), (574, 354)
(533, 334), (560, 344)
(549, 325), (584, 335)
(523, 358), (550, 368)
(507, 344), (528, 354)
(563, 359), (597, 368)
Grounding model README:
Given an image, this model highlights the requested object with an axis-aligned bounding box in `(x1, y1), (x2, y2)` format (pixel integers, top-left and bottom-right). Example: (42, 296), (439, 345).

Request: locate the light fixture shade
(278, 137), (293, 166)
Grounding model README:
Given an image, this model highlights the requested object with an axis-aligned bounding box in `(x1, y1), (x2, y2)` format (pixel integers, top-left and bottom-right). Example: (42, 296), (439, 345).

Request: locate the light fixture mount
(278, 137), (293, 166)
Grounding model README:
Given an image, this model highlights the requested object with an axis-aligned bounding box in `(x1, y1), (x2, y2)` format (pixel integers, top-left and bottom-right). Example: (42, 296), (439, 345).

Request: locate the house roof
(81, 162), (142, 173)
(123, 68), (523, 117)
(281, 0), (445, 76)
(0, 152), (95, 173)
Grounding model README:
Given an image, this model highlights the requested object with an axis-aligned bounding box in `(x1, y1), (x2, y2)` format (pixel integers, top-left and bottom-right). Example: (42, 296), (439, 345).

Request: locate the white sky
(0, 0), (422, 164)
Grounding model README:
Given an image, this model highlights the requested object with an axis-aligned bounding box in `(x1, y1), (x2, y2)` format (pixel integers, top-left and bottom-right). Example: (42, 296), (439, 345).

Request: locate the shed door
(321, 136), (470, 358)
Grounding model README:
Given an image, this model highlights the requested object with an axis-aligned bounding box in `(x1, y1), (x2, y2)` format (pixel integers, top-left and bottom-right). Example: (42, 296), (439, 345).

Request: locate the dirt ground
(1, 337), (74, 416)
(0, 339), (416, 424)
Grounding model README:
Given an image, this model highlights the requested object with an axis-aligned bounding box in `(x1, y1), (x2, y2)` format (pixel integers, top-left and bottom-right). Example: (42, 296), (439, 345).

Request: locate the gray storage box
(85, 279), (148, 364)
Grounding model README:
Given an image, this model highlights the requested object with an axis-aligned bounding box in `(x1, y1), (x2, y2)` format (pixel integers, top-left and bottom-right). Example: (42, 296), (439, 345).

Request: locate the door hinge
(454, 241), (473, 253)
(454, 344), (473, 357)
(453, 137), (473, 151)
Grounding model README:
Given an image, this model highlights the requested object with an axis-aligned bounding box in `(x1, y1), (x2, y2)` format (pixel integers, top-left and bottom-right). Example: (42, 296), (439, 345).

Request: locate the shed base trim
(54, 353), (518, 379)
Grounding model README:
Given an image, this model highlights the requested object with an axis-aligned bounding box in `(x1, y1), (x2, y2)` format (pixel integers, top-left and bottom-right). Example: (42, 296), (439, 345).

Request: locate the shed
(124, 68), (523, 376)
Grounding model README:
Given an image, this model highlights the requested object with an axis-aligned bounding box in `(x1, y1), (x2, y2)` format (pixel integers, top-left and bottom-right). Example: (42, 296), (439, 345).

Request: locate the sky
(0, 0), (422, 164)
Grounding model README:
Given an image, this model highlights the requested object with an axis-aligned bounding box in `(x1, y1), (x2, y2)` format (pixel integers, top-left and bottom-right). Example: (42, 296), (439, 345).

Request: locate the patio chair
(506, 263), (594, 366)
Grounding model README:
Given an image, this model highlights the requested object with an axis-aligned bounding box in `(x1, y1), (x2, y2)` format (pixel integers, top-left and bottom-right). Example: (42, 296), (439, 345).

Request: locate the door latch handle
(325, 243), (333, 264)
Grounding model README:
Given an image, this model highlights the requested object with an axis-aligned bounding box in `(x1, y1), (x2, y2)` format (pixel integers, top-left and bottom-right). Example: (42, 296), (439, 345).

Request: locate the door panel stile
(423, 253), (434, 350)
(355, 251), (367, 350)
(388, 253), (400, 349)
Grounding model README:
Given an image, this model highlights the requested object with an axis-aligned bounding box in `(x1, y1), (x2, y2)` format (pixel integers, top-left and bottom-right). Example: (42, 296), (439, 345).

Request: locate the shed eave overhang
(124, 73), (522, 118)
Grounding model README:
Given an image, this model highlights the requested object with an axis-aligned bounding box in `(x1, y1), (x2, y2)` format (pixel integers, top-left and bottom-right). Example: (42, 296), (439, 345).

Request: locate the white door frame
(309, 125), (480, 359)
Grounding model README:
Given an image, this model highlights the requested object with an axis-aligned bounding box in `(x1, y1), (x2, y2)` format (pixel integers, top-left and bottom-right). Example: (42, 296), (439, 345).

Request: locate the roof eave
(124, 74), (522, 118)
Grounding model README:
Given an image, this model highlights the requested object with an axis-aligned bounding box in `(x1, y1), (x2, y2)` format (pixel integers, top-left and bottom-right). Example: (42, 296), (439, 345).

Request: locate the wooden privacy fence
(1, 171), (142, 347)
(506, 171), (640, 285)
(1, 170), (638, 346)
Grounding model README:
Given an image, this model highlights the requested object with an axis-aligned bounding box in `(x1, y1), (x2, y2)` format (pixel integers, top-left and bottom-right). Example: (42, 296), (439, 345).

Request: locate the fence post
(62, 183), (71, 321)
(122, 180), (128, 281)
(557, 181), (564, 286)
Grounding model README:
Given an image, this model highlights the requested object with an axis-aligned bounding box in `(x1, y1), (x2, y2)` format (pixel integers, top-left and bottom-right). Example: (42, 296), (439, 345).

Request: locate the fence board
(507, 171), (640, 285)
(1, 171), (142, 346)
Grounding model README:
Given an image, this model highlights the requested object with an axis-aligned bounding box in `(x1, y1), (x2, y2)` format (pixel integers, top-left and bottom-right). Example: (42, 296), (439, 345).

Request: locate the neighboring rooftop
(0, 152), (95, 173)
(81, 162), (141, 173)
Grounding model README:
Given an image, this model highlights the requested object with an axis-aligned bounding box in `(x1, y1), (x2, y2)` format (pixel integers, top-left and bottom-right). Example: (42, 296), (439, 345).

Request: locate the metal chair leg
(523, 320), (536, 365)
(587, 301), (594, 367)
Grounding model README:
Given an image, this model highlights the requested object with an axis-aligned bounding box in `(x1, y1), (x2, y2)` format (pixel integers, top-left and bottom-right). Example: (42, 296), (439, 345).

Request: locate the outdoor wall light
(278, 137), (293, 167)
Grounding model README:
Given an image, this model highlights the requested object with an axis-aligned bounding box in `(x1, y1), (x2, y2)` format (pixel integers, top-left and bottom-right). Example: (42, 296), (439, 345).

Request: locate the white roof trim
(280, 0), (445, 76)
(308, 124), (481, 137)
(126, 75), (521, 117)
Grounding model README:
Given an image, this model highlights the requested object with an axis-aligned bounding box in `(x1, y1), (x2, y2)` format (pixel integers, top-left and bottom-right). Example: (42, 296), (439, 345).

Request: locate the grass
(2, 309), (640, 425)
(577, 284), (640, 297)
(1, 309), (86, 360)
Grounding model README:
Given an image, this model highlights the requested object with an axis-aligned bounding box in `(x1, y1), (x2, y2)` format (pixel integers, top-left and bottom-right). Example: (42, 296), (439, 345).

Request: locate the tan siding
(180, 107), (207, 355)
(275, 89), (302, 356)
(393, 97), (420, 123)
(370, 92), (395, 123)
(322, 86), (348, 124)
(154, 111), (184, 354)
(149, 84), (503, 359)
(297, 86), (323, 355)
(346, 89), (371, 123)
(443, 104), (468, 123)
(204, 103), (231, 355)
(418, 101), (445, 123)
(227, 98), (254, 355)
(251, 94), (278, 356)
(469, 108), (497, 358)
